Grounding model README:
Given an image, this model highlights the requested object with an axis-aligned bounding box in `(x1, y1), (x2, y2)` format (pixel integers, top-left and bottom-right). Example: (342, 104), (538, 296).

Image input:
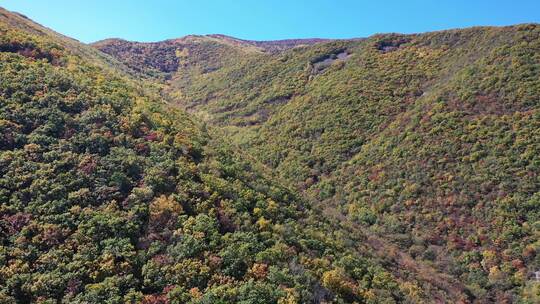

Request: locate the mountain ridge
(1, 5), (539, 303)
(92, 34), (332, 53)
(0, 6), (469, 303)
(91, 21), (540, 302)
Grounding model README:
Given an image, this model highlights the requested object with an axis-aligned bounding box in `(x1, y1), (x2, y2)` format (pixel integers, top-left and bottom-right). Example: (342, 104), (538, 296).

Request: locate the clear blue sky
(2, 1), (540, 43)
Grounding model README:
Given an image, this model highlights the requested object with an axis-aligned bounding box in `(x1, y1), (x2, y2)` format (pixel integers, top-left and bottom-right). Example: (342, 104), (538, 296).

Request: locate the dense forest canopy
(95, 22), (540, 303)
(0, 8), (442, 304)
(0, 6), (539, 303)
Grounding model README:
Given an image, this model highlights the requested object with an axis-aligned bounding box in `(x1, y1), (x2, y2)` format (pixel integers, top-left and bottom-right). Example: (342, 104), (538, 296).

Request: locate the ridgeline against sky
(1, 0), (540, 43)
(1, 3), (539, 303)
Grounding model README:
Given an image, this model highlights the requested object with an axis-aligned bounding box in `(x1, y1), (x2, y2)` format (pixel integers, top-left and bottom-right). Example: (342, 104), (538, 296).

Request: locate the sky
(2, 0), (540, 43)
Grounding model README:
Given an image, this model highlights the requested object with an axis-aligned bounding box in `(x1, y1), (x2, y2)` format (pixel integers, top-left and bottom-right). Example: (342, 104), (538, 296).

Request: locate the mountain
(91, 35), (328, 79)
(1, 5), (539, 303)
(0, 7), (470, 304)
(95, 21), (540, 303)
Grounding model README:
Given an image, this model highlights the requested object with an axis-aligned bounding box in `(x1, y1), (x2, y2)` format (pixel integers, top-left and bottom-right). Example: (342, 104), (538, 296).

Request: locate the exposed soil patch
(311, 50), (352, 74)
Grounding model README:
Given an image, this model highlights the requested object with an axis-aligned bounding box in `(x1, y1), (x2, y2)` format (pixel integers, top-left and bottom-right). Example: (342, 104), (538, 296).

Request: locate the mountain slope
(314, 26), (540, 302)
(0, 7), (469, 304)
(95, 23), (540, 302)
(91, 35), (328, 80)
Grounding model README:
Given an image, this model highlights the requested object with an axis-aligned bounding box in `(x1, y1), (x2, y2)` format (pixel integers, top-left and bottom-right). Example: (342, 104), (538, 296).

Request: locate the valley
(0, 6), (539, 303)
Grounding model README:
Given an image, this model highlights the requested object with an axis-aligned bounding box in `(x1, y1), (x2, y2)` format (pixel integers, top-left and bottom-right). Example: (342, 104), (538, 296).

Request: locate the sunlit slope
(0, 7), (469, 304)
(96, 23), (540, 302)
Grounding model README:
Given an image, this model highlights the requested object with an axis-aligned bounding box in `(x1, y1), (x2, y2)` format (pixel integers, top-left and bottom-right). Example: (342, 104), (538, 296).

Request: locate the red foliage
(163, 285), (175, 293)
(78, 156), (97, 175)
(152, 254), (172, 265)
(448, 234), (465, 250)
(216, 207), (236, 233)
(144, 131), (160, 142)
(41, 225), (65, 246)
(464, 239), (476, 251)
(135, 143), (150, 155)
(3, 213), (31, 235)
(368, 167), (383, 182)
(66, 278), (82, 295)
(208, 254), (222, 269)
(142, 294), (168, 304)
(63, 127), (76, 139)
(511, 259), (524, 270)
(141, 286), (176, 304)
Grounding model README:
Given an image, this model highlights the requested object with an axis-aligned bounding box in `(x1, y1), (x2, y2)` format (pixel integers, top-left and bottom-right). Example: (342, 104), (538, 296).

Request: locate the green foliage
(0, 8), (409, 304)
(3, 6), (539, 303)
(97, 21), (540, 302)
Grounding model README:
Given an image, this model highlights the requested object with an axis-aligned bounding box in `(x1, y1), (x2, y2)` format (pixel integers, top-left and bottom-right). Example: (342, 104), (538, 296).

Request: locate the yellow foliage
(249, 263), (268, 279)
(278, 288), (300, 304)
(399, 281), (423, 301)
(488, 266), (504, 283)
(321, 269), (356, 299)
(256, 216), (271, 230)
(481, 250), (497, 270)
(267, 199), (278, 214)
(362, 289), (377, 302)
(189, 287), (202, 299)
(150, 195), (183, 219)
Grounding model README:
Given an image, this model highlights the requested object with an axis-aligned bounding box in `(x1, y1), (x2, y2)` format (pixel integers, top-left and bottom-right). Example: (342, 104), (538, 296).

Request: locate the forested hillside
(96, 22), (540, 303)
(0, 8), (458, 304)
(1, 5), (539, 303)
